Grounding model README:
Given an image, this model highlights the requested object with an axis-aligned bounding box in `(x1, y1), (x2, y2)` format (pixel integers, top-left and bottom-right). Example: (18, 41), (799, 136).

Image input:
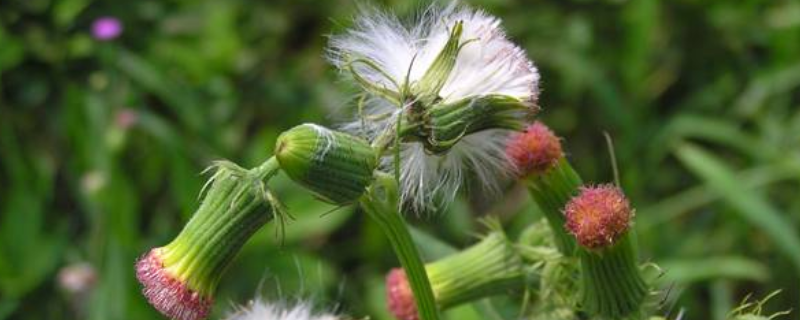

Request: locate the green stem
(526, 158), (582, 256)
(578, 233), (647, 319)
(361, 174), (441, 320)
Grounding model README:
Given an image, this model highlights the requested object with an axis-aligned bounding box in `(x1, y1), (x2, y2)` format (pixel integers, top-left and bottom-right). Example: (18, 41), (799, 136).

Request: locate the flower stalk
(136, 159), (281, 320)
(361, 174), (440, 320)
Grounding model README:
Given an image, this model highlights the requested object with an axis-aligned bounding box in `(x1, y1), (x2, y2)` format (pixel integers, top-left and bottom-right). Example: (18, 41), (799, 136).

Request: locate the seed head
(135, 249), (212, 320)
(564, 185), (632, 249)
(386, 268), (418, 320)
(505, 122), (563, 176)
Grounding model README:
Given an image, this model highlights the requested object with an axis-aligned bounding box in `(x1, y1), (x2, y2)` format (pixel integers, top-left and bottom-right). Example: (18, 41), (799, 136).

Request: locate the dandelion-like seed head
(505, 121), (563, 176)
(329, 2), (539, 212)
(564, 185), (632, 249)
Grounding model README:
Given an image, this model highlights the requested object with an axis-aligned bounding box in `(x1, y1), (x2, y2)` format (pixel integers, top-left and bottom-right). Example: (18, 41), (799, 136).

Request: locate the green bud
(275, 124), (379, 204)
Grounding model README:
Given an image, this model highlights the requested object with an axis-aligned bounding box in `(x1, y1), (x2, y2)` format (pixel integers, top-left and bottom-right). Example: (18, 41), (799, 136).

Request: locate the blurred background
(1, 0), (799, 319)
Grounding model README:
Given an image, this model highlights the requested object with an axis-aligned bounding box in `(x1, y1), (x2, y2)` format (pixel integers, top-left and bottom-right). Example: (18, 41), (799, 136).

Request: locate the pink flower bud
(564, 185), (632, 249)
(505, 121), (563, 176)
(386, 268), (418, 320)
(135, 249), (212, 320)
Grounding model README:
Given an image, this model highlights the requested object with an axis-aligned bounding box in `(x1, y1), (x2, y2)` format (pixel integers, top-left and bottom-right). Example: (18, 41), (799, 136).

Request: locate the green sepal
(160, 159), (279, 296)
(415, 21), (464, 105)
(426, 227), (530, 309)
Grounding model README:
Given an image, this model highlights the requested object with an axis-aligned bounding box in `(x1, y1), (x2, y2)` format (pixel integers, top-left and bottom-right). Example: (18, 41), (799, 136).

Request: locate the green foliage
(0, 0), (798, 319)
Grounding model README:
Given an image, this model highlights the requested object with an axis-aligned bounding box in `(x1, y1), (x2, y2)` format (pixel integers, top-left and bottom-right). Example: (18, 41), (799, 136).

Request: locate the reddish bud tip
(386, 268), (418, 320)
(135, 249), (212, 320)
(564, 185), (632, 249)
(505, 121), (563, 176)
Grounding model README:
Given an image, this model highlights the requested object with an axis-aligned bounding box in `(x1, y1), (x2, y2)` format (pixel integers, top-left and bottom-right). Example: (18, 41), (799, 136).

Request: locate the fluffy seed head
(564, 185), (632, 249)
(135, 249), (212, 320)
(329, 3), (538, 212)
(505, 122), (563, 176)
(386, 268), (418, 320)
(224, 299), (338, 320)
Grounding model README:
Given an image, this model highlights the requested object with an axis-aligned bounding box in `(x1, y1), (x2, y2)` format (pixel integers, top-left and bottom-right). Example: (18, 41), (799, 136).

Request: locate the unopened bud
(510, 122), (580, 255)
(276, 124), (378, 204)
(506, 121), (563, 176)
(566, 185), (648, 318)
(565, 185), (631, 249)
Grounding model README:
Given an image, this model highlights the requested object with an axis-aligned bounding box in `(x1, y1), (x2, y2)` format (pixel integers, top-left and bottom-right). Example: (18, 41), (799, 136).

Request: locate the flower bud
(508, 122), (580, 255)
(565, 185), (631, 249)
(136, 161), (278, 320)
(276, 124), (378, 204)
(565, 185), (648, 318)
(506, 122), (563, 176)
(386, 231), (526, 320)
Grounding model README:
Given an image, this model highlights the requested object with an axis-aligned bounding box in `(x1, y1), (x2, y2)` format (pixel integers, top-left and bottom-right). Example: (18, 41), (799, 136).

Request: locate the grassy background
(1, 0), (799, 319)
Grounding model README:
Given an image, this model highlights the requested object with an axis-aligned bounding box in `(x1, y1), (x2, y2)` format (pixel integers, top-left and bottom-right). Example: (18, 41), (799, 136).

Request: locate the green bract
(276, 124), (379, 205)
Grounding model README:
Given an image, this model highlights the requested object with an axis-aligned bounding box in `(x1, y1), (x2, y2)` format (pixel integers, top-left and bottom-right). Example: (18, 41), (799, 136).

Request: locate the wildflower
(386, 230), (526, 320)
(506, 122), (580, 255)
(224, 299), (339, 320)
(92, 17), (123, 41)
(565, 185), (648, 318)
(136, 160), (281, 320)
(328, 3), (540, 212)
(276, 124), (378, 205)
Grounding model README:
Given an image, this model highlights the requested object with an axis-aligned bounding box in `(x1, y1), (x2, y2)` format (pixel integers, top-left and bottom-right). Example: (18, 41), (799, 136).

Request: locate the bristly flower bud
(276, 124), (378, 205)
(386, 230), (526, 320)
(506, 121), (563, 176)
(136, 160), (280, 320)
(510, 121), (580, 255)
(565, 185), (632, 249)
(565, 185), (648, 318)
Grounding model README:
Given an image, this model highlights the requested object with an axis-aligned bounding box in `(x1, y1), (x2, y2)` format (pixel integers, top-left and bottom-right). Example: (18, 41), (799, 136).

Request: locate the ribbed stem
(361, 174), (441, 320)
(161, 158), (280, 295)
(426, 231), (526, 308)
(578, 233), (647, 318)
(526, 158), (582, 256)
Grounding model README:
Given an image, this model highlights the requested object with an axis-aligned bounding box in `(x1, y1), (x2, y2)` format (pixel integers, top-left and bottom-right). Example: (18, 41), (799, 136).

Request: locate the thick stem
(361, 174), (441, 320)
(526, 158), (582, 256)
(578, 233), (647, 319)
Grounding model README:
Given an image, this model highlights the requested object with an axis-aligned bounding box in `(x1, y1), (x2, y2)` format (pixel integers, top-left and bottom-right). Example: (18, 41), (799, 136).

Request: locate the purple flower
(92, 17), (122, 41)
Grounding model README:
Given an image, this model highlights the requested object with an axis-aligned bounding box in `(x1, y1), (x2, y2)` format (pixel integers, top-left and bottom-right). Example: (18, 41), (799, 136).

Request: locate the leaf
(674, 143), (800, 272)
(660, 256), (770, 284)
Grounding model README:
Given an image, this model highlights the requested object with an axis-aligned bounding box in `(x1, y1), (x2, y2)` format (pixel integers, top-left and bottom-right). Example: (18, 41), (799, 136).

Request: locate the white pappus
(328, 2), (540, 212)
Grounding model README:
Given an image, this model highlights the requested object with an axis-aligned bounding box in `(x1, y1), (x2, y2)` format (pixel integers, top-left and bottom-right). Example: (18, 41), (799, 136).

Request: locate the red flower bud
(564, 185), (632, 249)
(505, 121), (563, 176)
(386, 268), (418, 320)
(135, 249), (212, 320)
